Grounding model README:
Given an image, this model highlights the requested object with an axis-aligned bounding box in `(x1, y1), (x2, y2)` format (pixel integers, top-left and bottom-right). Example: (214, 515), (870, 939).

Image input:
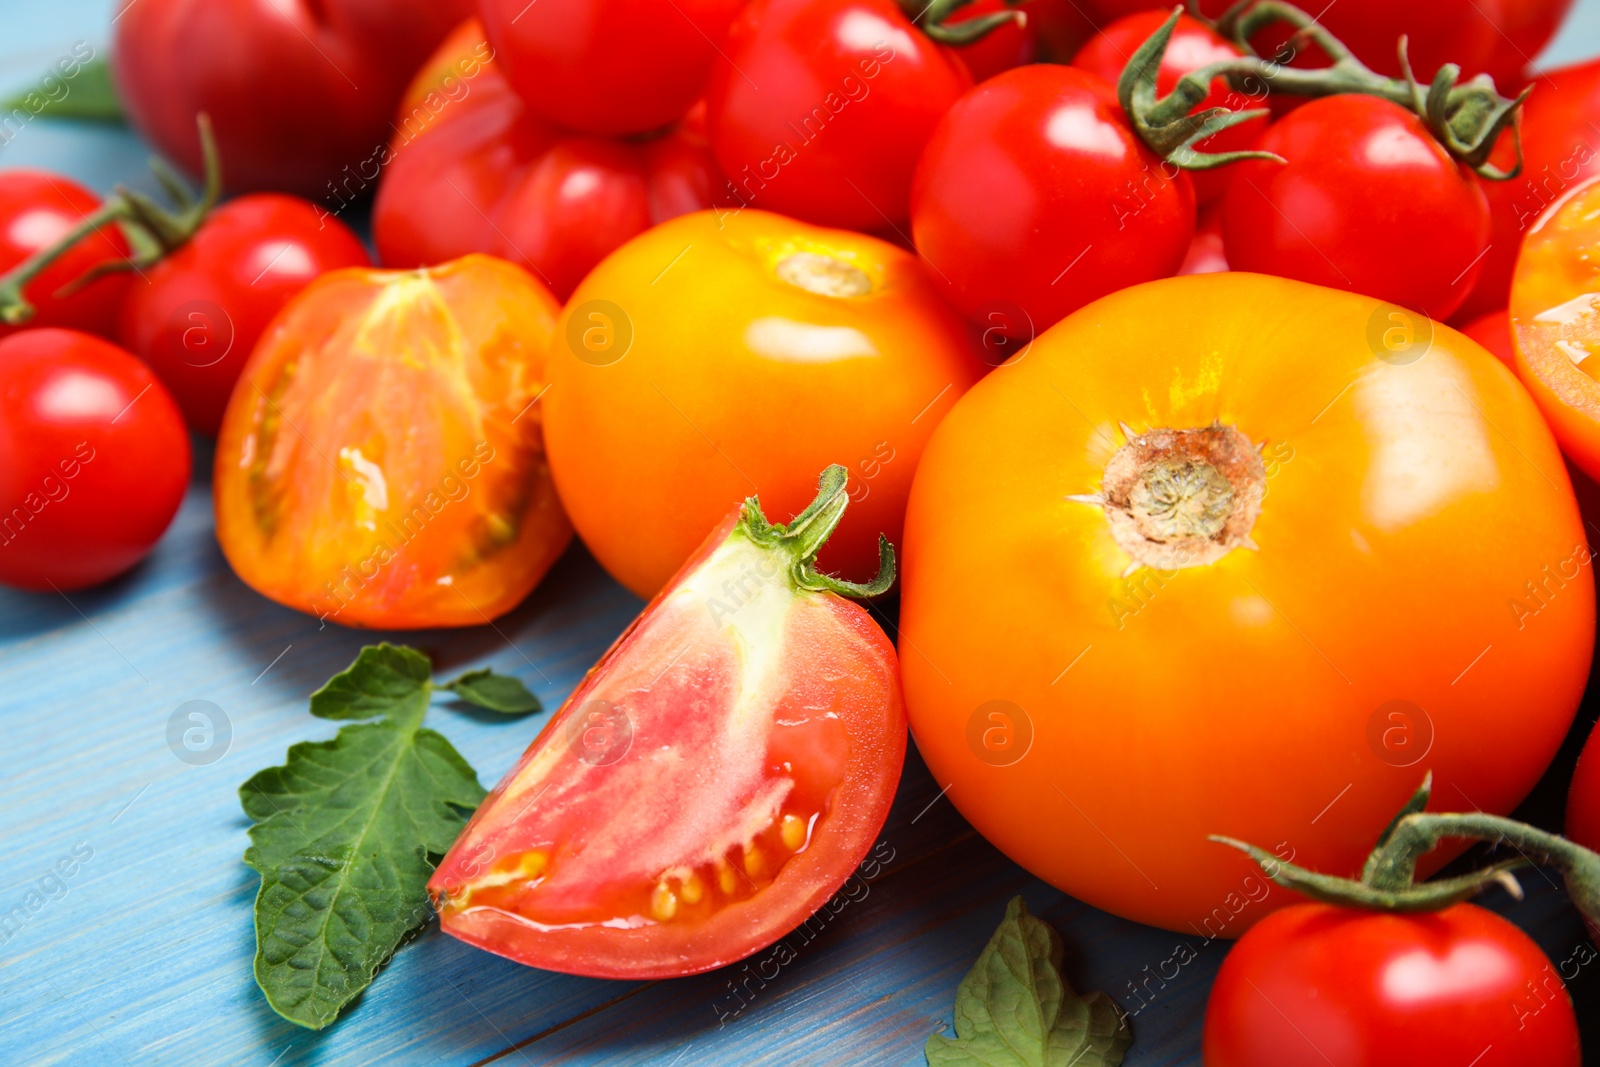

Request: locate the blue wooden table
(6, 5), (1600, 1064)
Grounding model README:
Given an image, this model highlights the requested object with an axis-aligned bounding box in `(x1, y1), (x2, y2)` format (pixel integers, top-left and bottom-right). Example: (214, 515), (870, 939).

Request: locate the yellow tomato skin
(544, 208), (984, 599)
(215, 254), (572, 629)
(901, 272), (1593, 935)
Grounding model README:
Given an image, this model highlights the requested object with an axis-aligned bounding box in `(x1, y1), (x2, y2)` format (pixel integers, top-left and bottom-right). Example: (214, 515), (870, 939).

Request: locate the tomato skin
(1462, 309), (1515, 367)
(479, 0), (744, 136)
(0, 329), (190, 591)
(944, 0), (1037, 83)
(1223, 95), (1489, 320)
(900, 272), (1591, 933)
(910, 65), (1195, 337)
(115, 195), (369, 436)
(1204, 902), (1581, 1066)
(0, 172), (131, 340)
(707, 0), (973, 230)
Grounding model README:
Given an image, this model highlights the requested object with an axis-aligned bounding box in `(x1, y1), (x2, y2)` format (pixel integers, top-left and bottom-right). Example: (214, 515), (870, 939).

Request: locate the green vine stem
(738, 464), (897, 599)
(1121, 2), (1527, 178)
(1212, 772), (1600, 927)
(899, 0), (1027, 46)
(0, 113), (222, 326)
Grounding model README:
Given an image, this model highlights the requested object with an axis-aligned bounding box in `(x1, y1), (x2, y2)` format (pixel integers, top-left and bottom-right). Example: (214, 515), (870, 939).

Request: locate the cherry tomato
(0, 171), (131, 340)
(910, 64), (1195, 338)
(213, 254), (573, 629)
(944, 0), (1035, 83)
(1204, 902), (1582, 1066)
(900, 272), (1591, 933)
(479, 0), (744, 136)
(1223, 95), (1489, 320)
(543, 208), (983, 600)
(115, 195), (369, 436)
(1072, 11), (1269, 204)
(113, 0), (471, 196)
(0, 329), (189, 591)
(1569, 728), (1600, 942)
(1462, 309), (1515, 367)
(429, 470), (904, 978)
(706, 0), (972, 230)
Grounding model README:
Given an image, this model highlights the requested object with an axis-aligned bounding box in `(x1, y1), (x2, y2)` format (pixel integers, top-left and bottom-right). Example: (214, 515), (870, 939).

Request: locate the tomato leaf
(0, 58), (124, 124)
(926, 897), (1131, 1067)
(309, 642), (433, 721)
(441, 668), (541, 715)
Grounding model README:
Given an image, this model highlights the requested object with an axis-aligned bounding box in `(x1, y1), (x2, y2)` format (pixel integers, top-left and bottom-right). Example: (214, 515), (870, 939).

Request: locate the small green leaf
(441, 668), (541, 715)
(309, 643), (433, 723)
(0, 58), (124, 123)
(926, 897), (1131, 1067)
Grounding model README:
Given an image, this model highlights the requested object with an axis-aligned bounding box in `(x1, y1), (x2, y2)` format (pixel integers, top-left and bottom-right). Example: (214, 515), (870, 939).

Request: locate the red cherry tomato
(944, 0), (1035, 83)
(1204, 902), (1582, 1067)
(910, 64), (1195, 337)
(0, 171), (131, 340)
(1072, 12), (1269, 204)
(479, 0), (744, 136)
(1462, 309), (1515, 367)
(116, 195), (369, 436)
(0, 329), (190, 591)
(1222, 95), (1489, 319)
(113, 0), (471, 195)
(707, 0), (972, 230)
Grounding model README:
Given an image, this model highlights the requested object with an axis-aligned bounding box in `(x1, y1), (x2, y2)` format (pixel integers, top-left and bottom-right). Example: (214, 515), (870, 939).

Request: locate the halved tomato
(428, 467), (905, 978)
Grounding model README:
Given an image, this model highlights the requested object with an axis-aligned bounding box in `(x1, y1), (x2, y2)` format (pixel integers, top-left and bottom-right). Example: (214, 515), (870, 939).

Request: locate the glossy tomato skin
(1204, 903), (1581, 1066)
(479, 0), (744, 136)
(544, 208), (983, 600)
(213, 254), (572, 629)
(707, 0), (972, 230)
(116, 195), (369, 436)
(1223, 95), (1489, 320)
(0, 329), (189, 591)
(911, 65), (1195, 337)
(1072, 12), (1269, 204)
(113, 0), (470, 196)
(900, 273), (1592, 933)
(0, 171), (131, 340)
(429, 502), (905, 978)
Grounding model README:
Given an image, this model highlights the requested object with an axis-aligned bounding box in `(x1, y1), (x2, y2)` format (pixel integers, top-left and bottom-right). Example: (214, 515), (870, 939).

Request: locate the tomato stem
(738, 465), (896, 599)
(900, 0), (1028, 47)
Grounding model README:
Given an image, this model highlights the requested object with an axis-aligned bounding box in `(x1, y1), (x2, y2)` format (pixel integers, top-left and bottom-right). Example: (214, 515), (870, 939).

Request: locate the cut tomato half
(428, 467), (906, 978)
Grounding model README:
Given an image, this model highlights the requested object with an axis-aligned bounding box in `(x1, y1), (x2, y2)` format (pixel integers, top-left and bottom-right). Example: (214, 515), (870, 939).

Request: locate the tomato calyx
(895, 0), (1025, 46)
(740, 463), (897, 598)
(0, 114), (222, 327)
(1121, 2), (1527, 178)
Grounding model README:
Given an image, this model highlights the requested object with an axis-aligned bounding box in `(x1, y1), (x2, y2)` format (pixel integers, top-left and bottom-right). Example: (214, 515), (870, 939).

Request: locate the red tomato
(1570, 729), (1600, 941)
(910, 64), (1195, 337)
(1462, 309), (1515, 367)
(0, 171), (131, 340)
(1028, 0), (1098, 62)
(112, 0), (471, 195)
(707, 0), (972, 230)
(1223, 95), (1489, 320)
(0, 329), (190, 591)
(1072, 11), (1269, 204)
(115, 195), (369, 436)
(944, 0), (1036, 83)
(1204, 902), (1582, 1066)
(428, 471), (904, 977)
(479, 0), (744, 135)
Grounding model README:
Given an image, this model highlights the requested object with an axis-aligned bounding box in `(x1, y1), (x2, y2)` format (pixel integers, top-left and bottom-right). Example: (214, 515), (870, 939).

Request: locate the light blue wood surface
(4, 4), (1600, 1065)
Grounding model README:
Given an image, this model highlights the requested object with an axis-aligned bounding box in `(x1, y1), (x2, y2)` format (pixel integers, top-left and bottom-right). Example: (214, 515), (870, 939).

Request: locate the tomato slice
(429, 469), (905, 978)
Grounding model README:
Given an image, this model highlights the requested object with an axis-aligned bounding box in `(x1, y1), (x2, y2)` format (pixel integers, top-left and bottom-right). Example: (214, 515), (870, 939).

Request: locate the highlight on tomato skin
(212, 253), (573, 630)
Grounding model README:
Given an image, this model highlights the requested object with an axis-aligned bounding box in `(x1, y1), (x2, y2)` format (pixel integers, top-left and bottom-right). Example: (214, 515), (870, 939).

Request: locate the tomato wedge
(429, 467), (905, 978)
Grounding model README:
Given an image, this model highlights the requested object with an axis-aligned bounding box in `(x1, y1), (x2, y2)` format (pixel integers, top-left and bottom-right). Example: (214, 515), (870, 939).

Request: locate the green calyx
(899, 0), (1028, 47)
(0, 113), (222, 326)
(1213, 772), (1600, 924)
(1121, 2), (1527, 179)
(737, 464), (897, 599)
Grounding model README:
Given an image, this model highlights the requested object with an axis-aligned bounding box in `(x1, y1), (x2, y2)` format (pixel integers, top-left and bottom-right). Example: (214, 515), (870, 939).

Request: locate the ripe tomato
(115, 195), (369, 436)
(373, 21), (724, 301)
(213, 254), (572, 629)
(1071, 11), (1269, 204)
(0, 329), (189, 591)
(944, 0), (1036, 83)
(1204, 902), (1582, 1066)
(706, 0), (972, 230)
(429, 468), (904, 978)
(0, 171), (131, 339)
(900, 272), (1591, 933)
(910, 65), (1195, 338)
(1223, 95), (1489, 320)
(543, 208), (982, 600)
(112, 0), (470, 196)
(1462, 309), (1515, 367)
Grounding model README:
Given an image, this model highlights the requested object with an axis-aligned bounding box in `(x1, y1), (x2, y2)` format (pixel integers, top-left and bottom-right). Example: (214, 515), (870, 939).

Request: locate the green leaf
(0, 58), (124, 123)
(926, 898), (1132, 1067)
(309, 643), (433, 723)
(441, 668), (541, 715)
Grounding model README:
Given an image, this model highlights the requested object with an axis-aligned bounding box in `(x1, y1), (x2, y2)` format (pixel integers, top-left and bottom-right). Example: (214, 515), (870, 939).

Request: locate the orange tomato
(1510, 175), (1600, 482)
(214, 254), (572, 628)
(900, 272), (1592, 934)
(543, 208), (984, 599)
